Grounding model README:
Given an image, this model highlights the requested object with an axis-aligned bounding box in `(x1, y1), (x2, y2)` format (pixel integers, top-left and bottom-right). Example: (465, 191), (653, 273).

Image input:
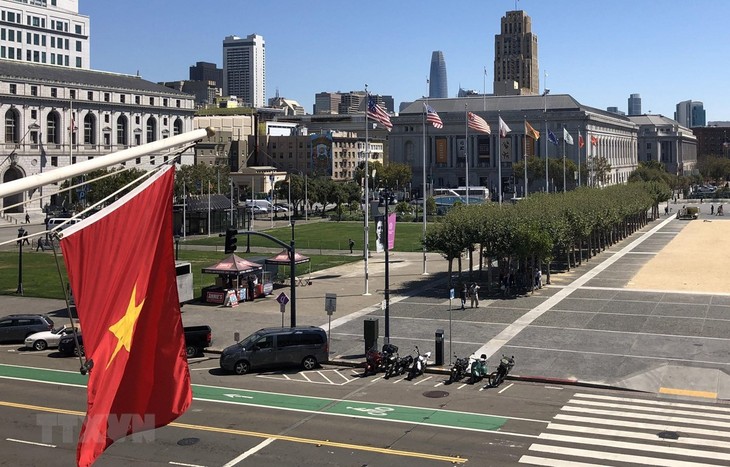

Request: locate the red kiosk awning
(264, 250), (310, 265)
(202, 254), (263, 275)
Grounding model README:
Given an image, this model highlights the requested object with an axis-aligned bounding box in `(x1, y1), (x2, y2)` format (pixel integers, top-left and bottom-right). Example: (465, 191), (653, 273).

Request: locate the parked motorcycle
(363, 346), (384, 376)
(488, 355), (515, 388)
(387, 353), (413, 378)
(468, 354), (489, 384)
(448, 354), (470, 384)
(407, 345), (431, 380)
(381, 343), (399, 378)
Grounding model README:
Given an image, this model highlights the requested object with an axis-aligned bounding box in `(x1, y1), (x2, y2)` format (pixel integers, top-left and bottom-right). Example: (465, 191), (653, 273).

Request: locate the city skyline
(81, 0), (730, 120)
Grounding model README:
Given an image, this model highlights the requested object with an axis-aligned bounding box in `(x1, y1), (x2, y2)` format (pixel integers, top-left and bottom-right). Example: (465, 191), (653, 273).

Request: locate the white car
(24, 325), (79, 351)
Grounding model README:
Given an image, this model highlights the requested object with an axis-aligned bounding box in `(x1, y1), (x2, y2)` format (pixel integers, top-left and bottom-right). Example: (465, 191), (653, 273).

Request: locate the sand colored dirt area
(627, 220), (730, 293)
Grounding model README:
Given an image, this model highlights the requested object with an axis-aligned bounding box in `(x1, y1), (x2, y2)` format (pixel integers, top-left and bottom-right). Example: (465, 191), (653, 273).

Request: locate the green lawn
(0, 249), (360, 301)
(184, 220), (428, 252)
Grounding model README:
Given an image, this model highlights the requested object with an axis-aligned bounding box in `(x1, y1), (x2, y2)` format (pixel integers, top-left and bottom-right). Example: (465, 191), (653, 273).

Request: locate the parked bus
(434, 186), (490, 202)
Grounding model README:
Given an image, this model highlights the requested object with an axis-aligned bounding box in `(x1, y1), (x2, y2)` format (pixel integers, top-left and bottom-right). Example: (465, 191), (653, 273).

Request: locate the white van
(245, 199), (272, 213)
(46, 217), (81, 231)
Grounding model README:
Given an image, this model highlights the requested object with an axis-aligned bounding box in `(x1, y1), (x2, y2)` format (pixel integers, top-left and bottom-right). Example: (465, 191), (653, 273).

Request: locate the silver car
(25, 325), (79, 351)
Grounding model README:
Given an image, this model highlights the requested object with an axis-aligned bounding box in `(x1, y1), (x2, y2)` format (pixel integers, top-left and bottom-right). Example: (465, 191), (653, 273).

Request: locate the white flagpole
(578, 130), (581, 187)
(497, 111), (502, 206)
(207, 180), (211, 237)
(363, 84), (370, 295)
(562, 130), (566, 193)
(183, 182), (187, 238)
(465, 103), (469, 205)
(422, 80), (428, 275)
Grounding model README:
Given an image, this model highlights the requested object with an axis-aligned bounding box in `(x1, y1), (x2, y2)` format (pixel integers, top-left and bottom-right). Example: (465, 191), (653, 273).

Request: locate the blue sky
(81, 0), (730, 120)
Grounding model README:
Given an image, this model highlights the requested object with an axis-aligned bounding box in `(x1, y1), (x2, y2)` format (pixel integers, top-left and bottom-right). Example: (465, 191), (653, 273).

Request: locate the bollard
(364, 318), (379, 355)
(435, 329), (444, 366)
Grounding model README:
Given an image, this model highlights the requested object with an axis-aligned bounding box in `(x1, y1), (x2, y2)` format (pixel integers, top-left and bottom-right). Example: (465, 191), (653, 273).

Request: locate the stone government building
(0, 60), (196, 214)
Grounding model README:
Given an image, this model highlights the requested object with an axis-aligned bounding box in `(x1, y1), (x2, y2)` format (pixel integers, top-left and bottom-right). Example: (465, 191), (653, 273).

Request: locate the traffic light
(224, 228), (238, 254)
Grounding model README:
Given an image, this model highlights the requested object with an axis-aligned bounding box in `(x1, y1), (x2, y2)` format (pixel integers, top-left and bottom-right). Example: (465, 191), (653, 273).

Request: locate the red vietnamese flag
(60, 166), (192, 466)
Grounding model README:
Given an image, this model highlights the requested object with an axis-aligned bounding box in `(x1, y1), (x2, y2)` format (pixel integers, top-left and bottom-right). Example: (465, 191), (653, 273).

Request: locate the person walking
(348, 238), (355, 254)
(535, 268), (543, 289)
(470, 283), (480, 308)
(711, 204), (715, 215)
(459, 283), (467, 310)
(24, 212), (30, 224)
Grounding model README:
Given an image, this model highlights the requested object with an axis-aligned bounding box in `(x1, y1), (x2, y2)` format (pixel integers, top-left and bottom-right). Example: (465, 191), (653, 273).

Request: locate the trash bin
(435, 329), (444, 366)
(364, 318), (379, 355)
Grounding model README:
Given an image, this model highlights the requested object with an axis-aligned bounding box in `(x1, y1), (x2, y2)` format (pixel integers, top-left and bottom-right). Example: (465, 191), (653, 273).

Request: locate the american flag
(467, 112), (491, 134)
(424, 104), (443, 129)
(367, 97), (392, 131)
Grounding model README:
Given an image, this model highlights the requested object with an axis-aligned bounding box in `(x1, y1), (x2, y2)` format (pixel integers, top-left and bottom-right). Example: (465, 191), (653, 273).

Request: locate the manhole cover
(177, 437), (200, 446)
(657, 431), (680, 440)
(423, 390), (449, 398)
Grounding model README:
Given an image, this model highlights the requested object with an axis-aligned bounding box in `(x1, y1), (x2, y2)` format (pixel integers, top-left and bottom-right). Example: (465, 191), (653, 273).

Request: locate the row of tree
(423, 182), (666, 292)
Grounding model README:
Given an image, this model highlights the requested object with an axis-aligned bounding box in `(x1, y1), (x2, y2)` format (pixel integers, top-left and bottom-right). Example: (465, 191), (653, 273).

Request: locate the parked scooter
(407, 345), (431, 380)
(488, 354), (515, 388)
(363, 346), (384, 376)
(387, 353), (413, 378)
(381, 343), (399, 378)
(468, 354), (489, 384)
(448, 354), (470, 384)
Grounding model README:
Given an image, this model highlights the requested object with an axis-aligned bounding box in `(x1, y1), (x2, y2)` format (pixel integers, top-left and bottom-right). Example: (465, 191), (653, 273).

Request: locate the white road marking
(169, 462), (208, 467)
(528, 443), (713, 466)
(574, 392), (730, 413)
(555, 414), (730, 439)
(412, 375), (433, 385)
(222, 437), (276, 466)
(498, 383), (514, 394)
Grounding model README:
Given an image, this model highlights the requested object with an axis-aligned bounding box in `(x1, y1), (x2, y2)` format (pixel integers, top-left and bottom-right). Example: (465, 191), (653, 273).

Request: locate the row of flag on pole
(368, 96), (602, 148)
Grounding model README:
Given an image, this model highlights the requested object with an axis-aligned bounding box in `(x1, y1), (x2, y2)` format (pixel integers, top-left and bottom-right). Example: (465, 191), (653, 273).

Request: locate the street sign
(276, 292), (289, 306)
(449, 288), (455, 300)
(325, 293), (337, 315)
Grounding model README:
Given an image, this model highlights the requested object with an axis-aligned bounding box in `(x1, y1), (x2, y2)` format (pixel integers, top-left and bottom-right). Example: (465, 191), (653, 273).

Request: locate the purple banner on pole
(387, 213), (396, 250)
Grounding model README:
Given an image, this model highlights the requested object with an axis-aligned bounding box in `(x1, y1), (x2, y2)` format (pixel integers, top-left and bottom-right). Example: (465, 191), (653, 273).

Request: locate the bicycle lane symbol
(344, 406), (394, 417)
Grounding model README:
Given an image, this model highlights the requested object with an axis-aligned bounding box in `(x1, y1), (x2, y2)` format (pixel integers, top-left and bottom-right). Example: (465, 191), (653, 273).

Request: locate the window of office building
(173, 118), (183, 136)
(30, 110), (37, 120)
(75, 57), (81, 67)
(83, 113), (95, 145)
(9, 84), (16, 95)
(0, 46), (4, 58)
(120, 94), (126, 103)
(50, 53), (55, 64)
(50, 87), (56, 98)
(33, 50), (39, 62)
(146, 117), (157, 143)
(70, 90), (76, 99)
(33, 33), (39, 45)
(75, 24), (81, 34)
(117, 115), (128, 146)
(135, 96), (140, 105)
(104, 93), (110, 102)
(75, 40), (81, 52)
(5, 109), (19, 143)
(47, 111), (59, 144)
(87, 91), (93, 101)
(149, 97), (154, 106)
(30, 85), (38, 96)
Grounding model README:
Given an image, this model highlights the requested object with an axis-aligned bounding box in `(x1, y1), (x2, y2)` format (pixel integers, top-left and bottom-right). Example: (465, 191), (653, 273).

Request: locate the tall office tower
(314, 91), (342, 114)
(493, 10), (539, 96)
(429, 51), (448, 98)
(628, 93), (642, 115)
(0, 0), (90, 68)
(675, 100), (706, 128)
(189, 61), (223, 87)
(222, 34), (266, 107)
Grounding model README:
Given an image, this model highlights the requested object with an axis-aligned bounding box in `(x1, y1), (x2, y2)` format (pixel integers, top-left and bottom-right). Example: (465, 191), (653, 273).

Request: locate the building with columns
(392, 94), (640, 199)
(627, 114), (697, 176)
(0, 60), (195, 214)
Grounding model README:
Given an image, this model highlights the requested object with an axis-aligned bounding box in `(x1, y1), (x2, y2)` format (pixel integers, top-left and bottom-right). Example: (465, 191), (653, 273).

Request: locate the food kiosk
(201, 254), (271, 304)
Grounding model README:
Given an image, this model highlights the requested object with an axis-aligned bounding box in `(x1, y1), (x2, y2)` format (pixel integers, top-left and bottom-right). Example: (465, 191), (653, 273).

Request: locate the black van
(219, 326), (328, 375)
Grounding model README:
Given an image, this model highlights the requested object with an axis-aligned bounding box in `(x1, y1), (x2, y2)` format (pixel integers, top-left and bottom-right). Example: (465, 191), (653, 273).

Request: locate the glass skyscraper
(429, 51), (448, 99)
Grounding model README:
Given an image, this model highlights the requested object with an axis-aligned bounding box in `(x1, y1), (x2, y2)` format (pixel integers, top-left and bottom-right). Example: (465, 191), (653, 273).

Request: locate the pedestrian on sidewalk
(711, 204), (715, 215)
(348, 238), (355, 254)
(470, 283), (480, 308)
(459, 283), (467, 310)
(24, 212), (30, 223)
(535, 268), (543, 289)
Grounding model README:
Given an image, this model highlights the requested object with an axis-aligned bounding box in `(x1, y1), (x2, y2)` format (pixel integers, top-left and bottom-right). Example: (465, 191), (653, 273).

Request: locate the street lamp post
(16, 227), (25, 295)
(174, 235), (180, 261)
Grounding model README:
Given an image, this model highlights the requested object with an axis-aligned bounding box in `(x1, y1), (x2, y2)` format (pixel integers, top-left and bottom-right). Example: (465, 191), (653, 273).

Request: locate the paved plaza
(5, 201), (730, 398)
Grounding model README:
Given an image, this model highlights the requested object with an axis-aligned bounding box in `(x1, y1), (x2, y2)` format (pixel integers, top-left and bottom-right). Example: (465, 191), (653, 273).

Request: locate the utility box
(435, 329), (444, 366)
(364, 318), (379, 354)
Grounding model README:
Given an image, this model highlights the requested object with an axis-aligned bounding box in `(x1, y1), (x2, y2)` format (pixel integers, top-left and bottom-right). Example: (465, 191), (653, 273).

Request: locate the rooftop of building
(0, 59), (191, 96)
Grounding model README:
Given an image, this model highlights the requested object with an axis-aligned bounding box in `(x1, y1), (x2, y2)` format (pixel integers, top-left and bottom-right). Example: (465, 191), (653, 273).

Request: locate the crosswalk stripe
(528, 444), (720, 466)
(562, 405), (730, 430)
(519, 454), (606, 466)
(567, 398), (730, 420)
(573, 393), (730, 414)
(555, 414), (730, 439)
(548, 422), (730, 450)
(539, 432), (730, 462)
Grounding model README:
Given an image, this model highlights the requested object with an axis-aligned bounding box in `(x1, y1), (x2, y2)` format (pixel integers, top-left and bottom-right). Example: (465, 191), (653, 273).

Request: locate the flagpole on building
(562, 129), (566, 193)
(523, 119), (528, 197)
(543, 86), (549, 193)
(69, 99), (74, 206)
(363, 84), (370, 296)
(498, 114), (502, 206)
(577, 130), (581, 187)
(464, 103), (469, 205)
(422, 82), (428, 275)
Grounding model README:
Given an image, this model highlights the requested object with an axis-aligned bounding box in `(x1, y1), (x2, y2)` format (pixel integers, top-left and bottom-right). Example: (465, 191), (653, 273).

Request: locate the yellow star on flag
(106, 284), (145, 369)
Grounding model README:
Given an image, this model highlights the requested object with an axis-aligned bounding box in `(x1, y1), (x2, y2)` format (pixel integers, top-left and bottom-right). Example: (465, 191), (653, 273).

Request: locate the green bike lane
(0, 363), (509, 433)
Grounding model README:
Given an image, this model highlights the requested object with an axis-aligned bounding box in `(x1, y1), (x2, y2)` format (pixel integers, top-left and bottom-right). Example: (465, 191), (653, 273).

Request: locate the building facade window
(173, 118), (183, 136)
(146, 117), (156, 143)
(83, 113), (96, 145)
(116, 115), (128, 146)
(46, 111), (60, 144)
(5, 108), (19, 143)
